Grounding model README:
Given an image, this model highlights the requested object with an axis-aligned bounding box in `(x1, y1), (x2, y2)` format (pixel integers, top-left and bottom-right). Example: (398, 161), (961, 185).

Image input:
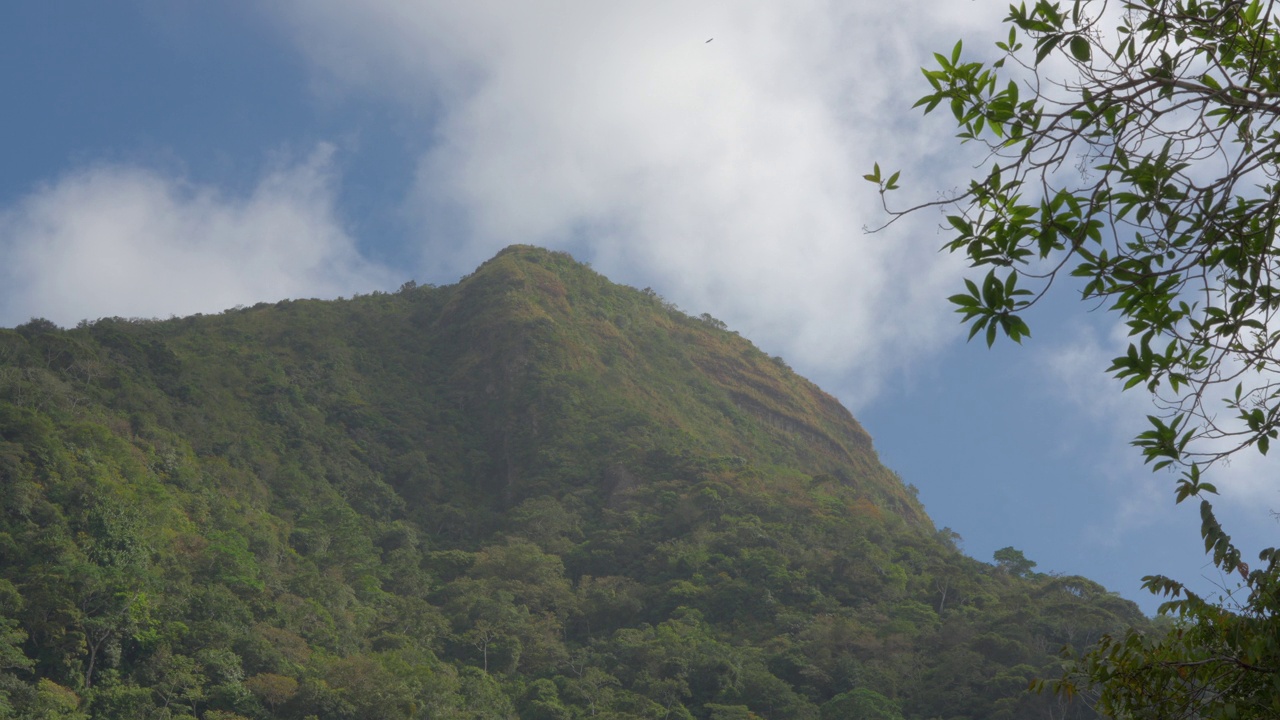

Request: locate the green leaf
(1034, 34), (1062, 64)
(1069, 35), (1091, 62)
(947, 215), (974, 235)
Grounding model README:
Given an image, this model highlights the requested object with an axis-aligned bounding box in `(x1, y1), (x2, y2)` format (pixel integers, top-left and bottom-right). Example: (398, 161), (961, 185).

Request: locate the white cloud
(1038, 317), (1280, 533)
(0, 145), (395, 327)
(267, 0), (1007, 405)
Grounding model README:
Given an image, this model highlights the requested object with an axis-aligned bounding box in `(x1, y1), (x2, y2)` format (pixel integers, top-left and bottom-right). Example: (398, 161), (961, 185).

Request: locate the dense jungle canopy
(0, 246), (1144, 719)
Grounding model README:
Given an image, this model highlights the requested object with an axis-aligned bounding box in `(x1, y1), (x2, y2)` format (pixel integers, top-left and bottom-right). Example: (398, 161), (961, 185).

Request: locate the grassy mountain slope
(0, 246), (1143, 719)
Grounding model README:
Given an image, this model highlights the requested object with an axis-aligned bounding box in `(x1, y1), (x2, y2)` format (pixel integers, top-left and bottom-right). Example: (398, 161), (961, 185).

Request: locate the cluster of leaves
(0, 246), (1142, 718)
(878, 0), (1280, 463)
(870, 0), (1280, 716)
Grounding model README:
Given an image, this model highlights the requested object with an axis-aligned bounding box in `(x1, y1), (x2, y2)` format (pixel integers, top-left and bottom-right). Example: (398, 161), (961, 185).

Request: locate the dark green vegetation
(869, 0), (1280, 714)
(0, 246), (1142, 719)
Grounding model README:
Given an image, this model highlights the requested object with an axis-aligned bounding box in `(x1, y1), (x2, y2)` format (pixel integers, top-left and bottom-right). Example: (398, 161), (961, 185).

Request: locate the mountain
(0, 245), (1144, 719)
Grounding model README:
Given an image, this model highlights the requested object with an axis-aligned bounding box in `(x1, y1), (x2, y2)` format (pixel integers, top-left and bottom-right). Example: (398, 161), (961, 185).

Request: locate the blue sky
(2, 1), (1275, 614)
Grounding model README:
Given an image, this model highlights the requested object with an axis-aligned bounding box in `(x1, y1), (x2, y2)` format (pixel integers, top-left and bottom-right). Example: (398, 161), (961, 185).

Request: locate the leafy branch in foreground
(871, 0), (1280, 716)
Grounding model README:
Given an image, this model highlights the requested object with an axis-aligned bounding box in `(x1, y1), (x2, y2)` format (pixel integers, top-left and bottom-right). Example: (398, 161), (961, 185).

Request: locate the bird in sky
(706, 38), (713, 43)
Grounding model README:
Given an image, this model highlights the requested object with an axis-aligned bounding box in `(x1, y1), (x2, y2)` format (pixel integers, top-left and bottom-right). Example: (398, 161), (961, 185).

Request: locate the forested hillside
(0, 246), (1144, 719)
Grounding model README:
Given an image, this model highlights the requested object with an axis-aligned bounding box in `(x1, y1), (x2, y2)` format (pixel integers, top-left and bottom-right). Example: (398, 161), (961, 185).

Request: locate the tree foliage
(0, 247), (1143, 718)
(869, 0), (1280, 716)
(993, 547), (1038, 578)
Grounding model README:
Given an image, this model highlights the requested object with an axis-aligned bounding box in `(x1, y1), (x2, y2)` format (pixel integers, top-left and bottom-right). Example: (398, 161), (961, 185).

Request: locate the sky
(2, 1), (1276, 614)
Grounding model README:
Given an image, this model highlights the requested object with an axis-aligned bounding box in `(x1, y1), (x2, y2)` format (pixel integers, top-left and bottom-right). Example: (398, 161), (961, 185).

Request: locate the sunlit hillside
(0, 246), (1143, 719)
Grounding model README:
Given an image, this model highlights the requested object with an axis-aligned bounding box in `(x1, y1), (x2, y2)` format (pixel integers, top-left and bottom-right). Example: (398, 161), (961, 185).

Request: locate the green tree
(0, 581), (33, 674)
(870, 0), (1280, 716)
(992, 547), (1037, 578)
(518, 678), (572, 720)
(30, 679), (88, 720)
(243, 673), (298, 713)
(820, 688), (903, 720)
(139, 649), (205, 714)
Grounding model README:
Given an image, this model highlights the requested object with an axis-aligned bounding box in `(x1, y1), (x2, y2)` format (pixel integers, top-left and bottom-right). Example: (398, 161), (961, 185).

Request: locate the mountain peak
(0, 245), (1143, 720)
(430, 247), (918, 521)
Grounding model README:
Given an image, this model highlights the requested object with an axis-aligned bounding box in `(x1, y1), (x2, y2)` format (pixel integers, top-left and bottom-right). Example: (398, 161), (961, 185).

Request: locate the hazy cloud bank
(269, 0), (1004, 405)
(1040, 319), (1280, 538)
(0, 145), (394, 328)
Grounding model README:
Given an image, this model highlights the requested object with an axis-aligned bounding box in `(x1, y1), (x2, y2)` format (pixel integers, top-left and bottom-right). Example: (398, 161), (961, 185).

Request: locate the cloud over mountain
(0, 145), (393, 327)
(268, 0), (999, 404)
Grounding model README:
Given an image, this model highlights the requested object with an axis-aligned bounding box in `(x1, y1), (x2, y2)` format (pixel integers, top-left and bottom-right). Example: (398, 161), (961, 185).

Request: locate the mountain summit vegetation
(0, 245), (1141, 719)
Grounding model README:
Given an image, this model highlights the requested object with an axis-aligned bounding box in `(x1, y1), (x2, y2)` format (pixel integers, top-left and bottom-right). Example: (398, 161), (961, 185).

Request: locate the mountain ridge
(0, 244), (1141, 720)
